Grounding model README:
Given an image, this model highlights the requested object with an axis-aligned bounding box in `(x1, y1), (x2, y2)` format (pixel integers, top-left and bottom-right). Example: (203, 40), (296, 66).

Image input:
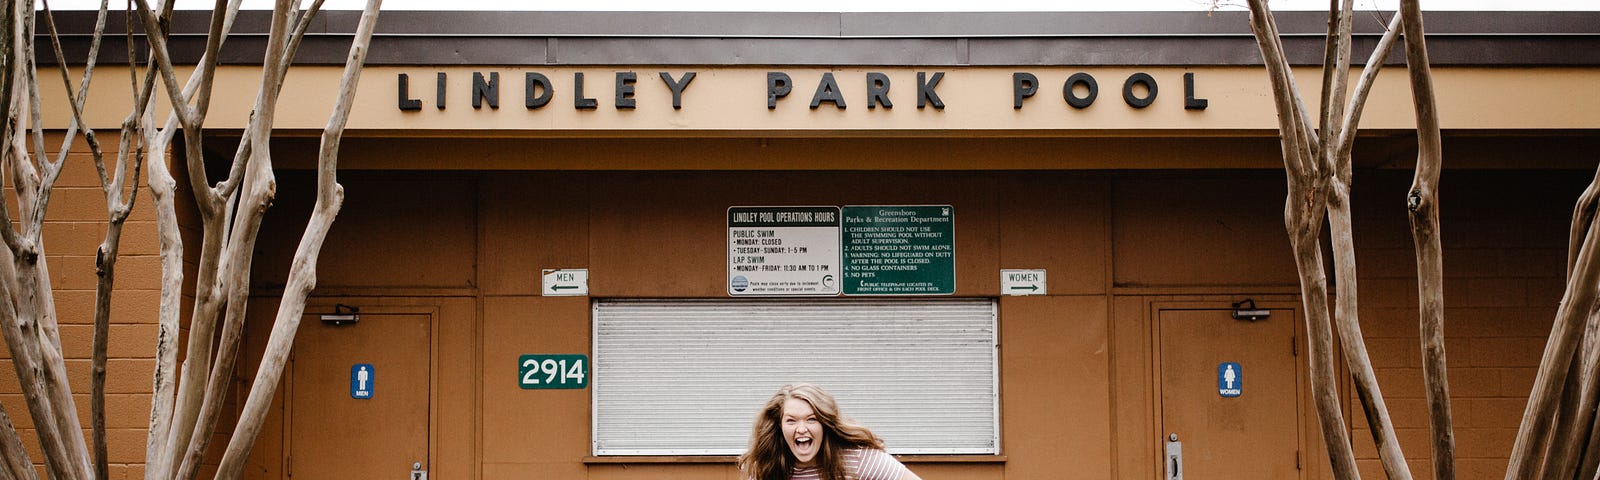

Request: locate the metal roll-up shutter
(592, 299), (999, 456)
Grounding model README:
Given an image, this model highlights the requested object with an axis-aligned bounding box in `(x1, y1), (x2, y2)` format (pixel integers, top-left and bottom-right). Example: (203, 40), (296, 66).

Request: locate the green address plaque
(519, 354), (589, 389)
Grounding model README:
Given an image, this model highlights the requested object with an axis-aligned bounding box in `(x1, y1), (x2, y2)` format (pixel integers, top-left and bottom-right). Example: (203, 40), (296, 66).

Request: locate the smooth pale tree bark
(126, 1), (243, 472)
(216, 5), (379, 476)
(1244, 2), (1423, 478)
(37, 4), (132, 480)
(1396, 2), (1455, 480)
(1505, 164), (1600, 480)
(1510, 163), (1600, 480)
(0, 0), (381, 478)
(1540, 152), (1600, 480)
(1545, 304), (1600, 479)
(1572, 181), (1600, 480)
(0, 0), (114, 478)
(134, 1), (381, 479)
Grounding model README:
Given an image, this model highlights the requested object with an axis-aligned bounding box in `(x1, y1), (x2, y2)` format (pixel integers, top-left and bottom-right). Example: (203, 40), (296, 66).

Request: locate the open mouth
(794, 436), (814, 455)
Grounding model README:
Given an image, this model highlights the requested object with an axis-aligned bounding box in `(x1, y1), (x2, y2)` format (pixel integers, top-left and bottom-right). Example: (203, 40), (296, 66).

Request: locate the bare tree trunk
(1329, 192), (1414, 480)
(1546, 305), (1600, 479)
(1244, 3), (1429, 478)
(0, 2), (98, 477)
(0, 405), (31, 480)
(1543, 173), (1600, 480)
(1393, 2), (1455, 480)
(38, 2), (123, 478)
(1245, 3), (1364, 476)
(216, 2), (380, 477)
(1507, 164), (1600, 478)
(1314, 4), (1416, 473)
(0, 0), (380, 478)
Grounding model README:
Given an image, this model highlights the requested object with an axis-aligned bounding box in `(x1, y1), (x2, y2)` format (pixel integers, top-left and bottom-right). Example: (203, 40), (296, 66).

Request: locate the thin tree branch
(1334, 13), (1401, 168)
(1248, 0), (1318, 180)
(1317, 0), (1353, 165)
(1570, 164), (1600, 280)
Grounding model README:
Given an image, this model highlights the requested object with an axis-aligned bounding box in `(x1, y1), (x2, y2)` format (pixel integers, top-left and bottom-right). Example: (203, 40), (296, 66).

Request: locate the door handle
(1165, 433), (1182, 480)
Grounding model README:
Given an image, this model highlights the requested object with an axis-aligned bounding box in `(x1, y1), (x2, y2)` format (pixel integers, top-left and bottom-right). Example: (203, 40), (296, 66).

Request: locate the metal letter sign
(519, 354), (589, 389)
(1218, 362), (1242, 398)
(351, 363), (374, 399)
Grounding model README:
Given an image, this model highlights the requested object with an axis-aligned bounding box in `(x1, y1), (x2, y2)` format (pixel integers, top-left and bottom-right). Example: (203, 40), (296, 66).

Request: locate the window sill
(582, 455), (1007, 464)
(584, 456), (737, 464)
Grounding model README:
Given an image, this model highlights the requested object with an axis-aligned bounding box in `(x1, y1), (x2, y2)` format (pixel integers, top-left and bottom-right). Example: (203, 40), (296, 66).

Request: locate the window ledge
(585, 456), (737, 464)
(582, 455), (1007, 464)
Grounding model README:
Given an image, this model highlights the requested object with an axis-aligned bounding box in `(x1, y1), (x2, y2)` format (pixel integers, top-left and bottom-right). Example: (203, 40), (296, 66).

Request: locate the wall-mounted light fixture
(321, 304), (360, 326)
(1231, 299), (1271, 322)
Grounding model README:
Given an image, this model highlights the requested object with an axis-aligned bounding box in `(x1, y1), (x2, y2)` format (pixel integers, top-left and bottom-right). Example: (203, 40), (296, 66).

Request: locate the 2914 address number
(518, 354), (588, 389)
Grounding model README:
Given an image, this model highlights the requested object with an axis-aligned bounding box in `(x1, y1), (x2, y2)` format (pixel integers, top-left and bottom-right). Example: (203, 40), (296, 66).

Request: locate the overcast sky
(39, 0), (1600, 10)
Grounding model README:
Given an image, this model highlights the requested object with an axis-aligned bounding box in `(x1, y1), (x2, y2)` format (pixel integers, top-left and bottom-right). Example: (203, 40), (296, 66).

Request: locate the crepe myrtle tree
(0, 0), (380, 478)
(1247, 1), (1600, 480)
(1240, 1), (1425, 478)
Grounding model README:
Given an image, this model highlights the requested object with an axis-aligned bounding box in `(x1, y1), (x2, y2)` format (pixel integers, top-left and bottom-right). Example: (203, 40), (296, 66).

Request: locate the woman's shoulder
(847, 447), (908, 480)
(847, 447), (893, 458)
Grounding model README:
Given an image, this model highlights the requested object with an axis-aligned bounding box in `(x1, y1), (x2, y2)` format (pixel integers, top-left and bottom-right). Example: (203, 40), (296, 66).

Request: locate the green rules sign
(841, 205), (955, 295)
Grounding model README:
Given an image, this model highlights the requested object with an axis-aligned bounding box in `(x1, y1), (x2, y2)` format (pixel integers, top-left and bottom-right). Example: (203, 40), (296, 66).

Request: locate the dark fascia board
(36, 10), (1600, 66)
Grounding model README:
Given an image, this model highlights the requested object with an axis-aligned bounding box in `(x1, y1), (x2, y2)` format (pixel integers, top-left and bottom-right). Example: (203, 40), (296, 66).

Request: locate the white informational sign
(728, 206), (842, 296)
(541, 269), (589, 296)
(1000, 269), (1047, 296)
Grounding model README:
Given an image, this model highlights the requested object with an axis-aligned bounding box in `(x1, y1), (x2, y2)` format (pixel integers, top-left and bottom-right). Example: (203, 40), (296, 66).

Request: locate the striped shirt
(789, 448), (908, 480)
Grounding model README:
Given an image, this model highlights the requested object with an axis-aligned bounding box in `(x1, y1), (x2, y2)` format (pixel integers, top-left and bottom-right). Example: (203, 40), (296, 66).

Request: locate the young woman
(738, 384), (923, 480)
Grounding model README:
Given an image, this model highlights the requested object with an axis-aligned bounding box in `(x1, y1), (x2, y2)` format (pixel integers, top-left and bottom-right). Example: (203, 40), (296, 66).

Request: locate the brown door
(1158, 308), (1300, 479)
(288, 312), (431, 479)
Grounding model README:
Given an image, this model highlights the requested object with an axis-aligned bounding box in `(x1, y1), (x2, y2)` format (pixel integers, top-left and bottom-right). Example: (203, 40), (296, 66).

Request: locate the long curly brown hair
(737, 384), (886, 480)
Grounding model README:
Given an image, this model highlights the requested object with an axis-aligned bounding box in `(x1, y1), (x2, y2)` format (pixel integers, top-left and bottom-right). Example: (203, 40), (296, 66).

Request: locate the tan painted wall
(0, 131), (1585, 479)
(237, 157), (1585, 479)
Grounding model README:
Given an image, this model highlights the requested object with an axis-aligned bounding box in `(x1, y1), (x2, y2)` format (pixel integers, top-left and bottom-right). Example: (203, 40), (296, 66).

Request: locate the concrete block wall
(0, 132), (167, 479)
(1350, 170), (1586, 480)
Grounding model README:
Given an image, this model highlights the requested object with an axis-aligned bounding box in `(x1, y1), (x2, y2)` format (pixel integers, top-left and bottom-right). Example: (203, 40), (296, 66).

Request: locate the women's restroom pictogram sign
(1217, 362), (1242, 398)
(351, 363), (374, 399)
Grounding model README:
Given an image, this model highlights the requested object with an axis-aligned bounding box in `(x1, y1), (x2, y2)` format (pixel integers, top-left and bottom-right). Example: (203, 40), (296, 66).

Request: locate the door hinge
(287, 453), (292, 477)
(1291, 336), (1297, 357)
(1297, 450), (1303, 470)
